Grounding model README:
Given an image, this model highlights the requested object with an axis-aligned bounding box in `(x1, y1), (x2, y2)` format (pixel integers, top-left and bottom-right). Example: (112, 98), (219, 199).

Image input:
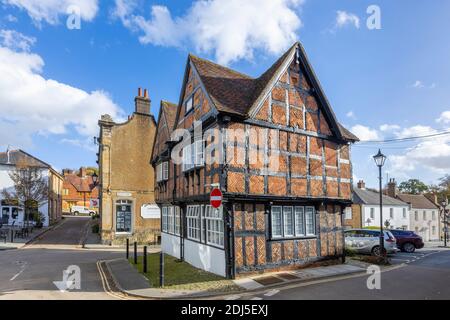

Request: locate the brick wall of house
(233, 202), (345, 274)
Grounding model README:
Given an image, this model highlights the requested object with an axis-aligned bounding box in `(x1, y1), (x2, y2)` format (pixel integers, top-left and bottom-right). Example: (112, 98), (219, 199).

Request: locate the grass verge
(129, 253), (241, 293)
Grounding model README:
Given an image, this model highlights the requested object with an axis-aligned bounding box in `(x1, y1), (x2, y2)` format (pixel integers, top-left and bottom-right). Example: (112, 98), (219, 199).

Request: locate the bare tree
(2, 164), (48, 226)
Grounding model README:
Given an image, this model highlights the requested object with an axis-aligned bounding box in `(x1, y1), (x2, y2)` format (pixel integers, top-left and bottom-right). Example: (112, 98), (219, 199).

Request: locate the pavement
(211, 248), (450, 300)
(102, 258), (366, 299)
(0, 222), (59, 251)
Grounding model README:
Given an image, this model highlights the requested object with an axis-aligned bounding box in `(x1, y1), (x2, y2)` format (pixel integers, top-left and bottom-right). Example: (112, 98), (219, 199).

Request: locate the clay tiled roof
(338, 123), (360, 142)
(161, 101), (177, 135)
(64, 174), (97, 193)
(397, 194), (439, 210)
(189, 54), (256, 116)
(188, 42), (357, 142)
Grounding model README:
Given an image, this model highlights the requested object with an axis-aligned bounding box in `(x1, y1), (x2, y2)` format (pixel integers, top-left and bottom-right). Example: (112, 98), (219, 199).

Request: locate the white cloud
(0, 29), (35, 51)
(346, 111), (356, 119)
(437, 111), (450, 124)
(5, 14), (18, 22)
(2, 0), (99, 25)
(412, 80), (424, 88)
(350, 125), (380, 141)
(394, 125), (436, 139)
(112, 0), (304, 65)
(379, 124), (400, 132)
(335, 10), (360, 29)
(0, 37), (123, 150)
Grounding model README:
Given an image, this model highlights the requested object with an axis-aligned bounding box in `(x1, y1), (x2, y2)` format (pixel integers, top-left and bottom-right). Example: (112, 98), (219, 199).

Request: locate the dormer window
(185, 96), (194, 113)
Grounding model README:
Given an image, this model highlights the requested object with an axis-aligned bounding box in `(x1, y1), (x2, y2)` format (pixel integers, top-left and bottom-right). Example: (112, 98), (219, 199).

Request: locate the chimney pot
(387, 178), (397, 198)
(357, 180), (366, 189)
(135, 88), (151, 115)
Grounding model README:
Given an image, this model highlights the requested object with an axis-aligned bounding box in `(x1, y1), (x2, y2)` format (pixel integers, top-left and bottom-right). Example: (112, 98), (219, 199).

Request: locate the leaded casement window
(162, 207), (168, 232)
(305, 207), (315, 235)
(187, 205), (201, 241)
(116, 200), (132, 233)
(167, 206), (174, 234)
(162, 206), (181, 236)
(183, 144), (193, 172)
(403, 208), (407, 219)
(390, 208), (394, 219)
(185, 96), (194, 113)
(344, 207), (352, 220)
(194, 139), (204, 167)
(271, 206), (316, 239)
(271, 206), (283, 238)
(174, 206), (181, 235)
(294, 206), (305, 235)
(283, 206), (294, 237)
(370, 208), (375, 219)
(204, 205), (224, 247)
(156, 162), (169, 182)
(183, 141), (204, 172)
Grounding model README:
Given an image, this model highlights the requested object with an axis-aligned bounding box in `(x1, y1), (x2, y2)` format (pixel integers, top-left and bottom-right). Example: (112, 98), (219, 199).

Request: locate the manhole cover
(254, 276), (284, 286)
(277, 273), (299, 280)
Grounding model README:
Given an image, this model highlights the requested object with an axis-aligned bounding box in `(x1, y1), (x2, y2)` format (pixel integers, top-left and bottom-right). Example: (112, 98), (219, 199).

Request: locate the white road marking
(251, 297), (263, 300)
(10, 262), (27, 281)
(264, 289), (280, 297)
(225, 295), (241, 300)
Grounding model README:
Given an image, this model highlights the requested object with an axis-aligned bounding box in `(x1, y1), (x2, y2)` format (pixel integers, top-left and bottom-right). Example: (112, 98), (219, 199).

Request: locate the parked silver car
(344, 229), (397, 256)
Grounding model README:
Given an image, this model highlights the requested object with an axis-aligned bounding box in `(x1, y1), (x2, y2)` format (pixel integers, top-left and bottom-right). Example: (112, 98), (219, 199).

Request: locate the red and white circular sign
(210, 188), (223, 208)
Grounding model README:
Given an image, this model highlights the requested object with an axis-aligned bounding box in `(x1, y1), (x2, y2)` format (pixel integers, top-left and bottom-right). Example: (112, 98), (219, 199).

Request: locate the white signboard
(141, 204), (161, 219)
(117, 192), (132, 197)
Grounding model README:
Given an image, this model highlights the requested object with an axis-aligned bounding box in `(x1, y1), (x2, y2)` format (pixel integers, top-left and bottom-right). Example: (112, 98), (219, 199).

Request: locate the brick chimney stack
(387, 178), (397, 198)
(79, 167), (87, 178)
(135, 87), (151, 115)
(357, 180), (366, 189)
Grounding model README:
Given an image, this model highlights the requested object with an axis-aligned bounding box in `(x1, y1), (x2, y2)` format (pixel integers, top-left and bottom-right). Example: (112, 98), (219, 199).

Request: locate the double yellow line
(96, 260), (138, 300)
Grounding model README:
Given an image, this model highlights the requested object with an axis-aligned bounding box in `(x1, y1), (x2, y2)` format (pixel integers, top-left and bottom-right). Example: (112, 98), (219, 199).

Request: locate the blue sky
(0, 0), (449, 189)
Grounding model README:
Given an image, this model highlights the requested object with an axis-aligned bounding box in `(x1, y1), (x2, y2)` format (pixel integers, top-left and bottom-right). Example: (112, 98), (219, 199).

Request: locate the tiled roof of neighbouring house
(161, 101), (178, 136)
(353, 188), (408, 206)
(64, 173), (97, 193)
(188, 42), (359, 142)
(397, 194), (439, 210)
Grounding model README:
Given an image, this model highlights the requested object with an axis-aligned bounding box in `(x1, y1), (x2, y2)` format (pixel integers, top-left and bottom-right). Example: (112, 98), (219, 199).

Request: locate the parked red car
(389, 229), (424, 253)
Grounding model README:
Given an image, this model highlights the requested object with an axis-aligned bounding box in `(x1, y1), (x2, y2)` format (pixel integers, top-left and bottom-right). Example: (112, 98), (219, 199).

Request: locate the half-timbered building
(152, 42), (359, 278)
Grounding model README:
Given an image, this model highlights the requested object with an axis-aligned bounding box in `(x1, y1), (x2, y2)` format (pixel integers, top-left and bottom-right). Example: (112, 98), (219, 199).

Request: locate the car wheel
(73, 211), (79, 216)
(403, 242), (416, 253)
(371, 246), (386, 257)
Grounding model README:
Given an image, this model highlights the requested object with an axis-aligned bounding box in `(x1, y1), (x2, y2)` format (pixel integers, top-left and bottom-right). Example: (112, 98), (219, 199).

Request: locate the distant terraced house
(0, 149), (63, 227)
(152, 42), (359, 278)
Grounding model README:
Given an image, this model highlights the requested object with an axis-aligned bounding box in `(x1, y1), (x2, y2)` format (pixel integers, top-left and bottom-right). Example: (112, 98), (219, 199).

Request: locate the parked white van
(70, 206), (96, 216)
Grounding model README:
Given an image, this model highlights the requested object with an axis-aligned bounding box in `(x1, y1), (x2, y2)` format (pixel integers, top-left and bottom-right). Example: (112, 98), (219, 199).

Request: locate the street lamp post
(373, 149), (387, 260)
(442, 200), (448, 247)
